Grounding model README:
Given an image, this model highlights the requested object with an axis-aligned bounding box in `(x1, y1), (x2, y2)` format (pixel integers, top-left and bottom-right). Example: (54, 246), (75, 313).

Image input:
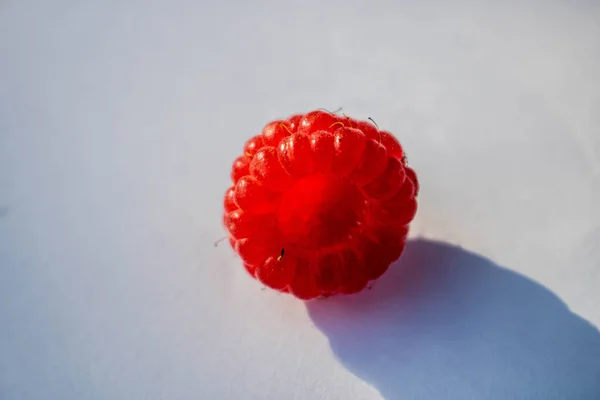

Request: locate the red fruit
(234, 176), (280, 214)
(231, 155), (250, 183)
(261, 120), (292, 147)
(278, 133), (315, 178)
(223, 110), (419, 300)
(362, 157), (406, 200)
(349, 138), (388, 186)
(244, 135), (264, 157)
(289, 257), (321, 299)
(250, 147), (294, 191)
(256, 256), (295, 290)
(331, 127), (367, 176)
(298, 110), (343, 133)
(287, 114), (303, 132)
(223, 187), (237, 212)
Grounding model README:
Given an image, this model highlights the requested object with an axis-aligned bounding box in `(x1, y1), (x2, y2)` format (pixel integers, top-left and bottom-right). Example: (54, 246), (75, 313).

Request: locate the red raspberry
(223, 110), (419, 300)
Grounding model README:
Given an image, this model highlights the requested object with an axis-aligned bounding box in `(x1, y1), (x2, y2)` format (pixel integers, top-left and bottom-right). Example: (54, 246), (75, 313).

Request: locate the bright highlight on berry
(223, 109), (419, 300)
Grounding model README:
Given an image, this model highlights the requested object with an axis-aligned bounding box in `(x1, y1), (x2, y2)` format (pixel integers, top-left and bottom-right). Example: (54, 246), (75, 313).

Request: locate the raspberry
(223, 110), (419, 300)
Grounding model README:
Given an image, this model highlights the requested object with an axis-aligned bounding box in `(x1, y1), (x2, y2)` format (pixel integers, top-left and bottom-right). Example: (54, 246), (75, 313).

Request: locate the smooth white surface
(1, 1), (599, 399)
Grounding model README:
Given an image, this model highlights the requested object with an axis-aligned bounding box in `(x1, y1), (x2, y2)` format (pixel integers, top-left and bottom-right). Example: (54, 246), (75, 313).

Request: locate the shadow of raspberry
(306, 239), (600, 400)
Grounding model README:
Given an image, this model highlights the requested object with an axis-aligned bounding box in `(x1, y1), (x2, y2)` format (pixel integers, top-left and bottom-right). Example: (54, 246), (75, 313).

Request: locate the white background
(1, 1), (599, 399)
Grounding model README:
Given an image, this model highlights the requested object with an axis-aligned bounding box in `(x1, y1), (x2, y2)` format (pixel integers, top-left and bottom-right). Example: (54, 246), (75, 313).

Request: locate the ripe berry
(223, 110), (419, 300)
